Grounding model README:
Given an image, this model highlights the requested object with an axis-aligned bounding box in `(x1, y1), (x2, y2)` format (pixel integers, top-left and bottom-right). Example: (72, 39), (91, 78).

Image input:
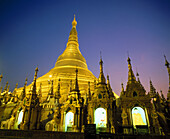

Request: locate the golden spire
(164, 55), (170, 90)
(31, 67), (38, 98)
(164, 55), (169, 68)
(107, 75), (112, 91)
(34, 67), (39, 81)
(149, 80), (156, 98)
(121, 83), (124, 92)
(98, 53), (106, 84)
(164, 55), (170, 101)
(15, 83), (18, 89)
(72, 14), (77, 28)
(120, 83), (125, 96)
(73, 68), (79, 91)
(68, 15), (78, 43)
(127, 57), (136, 83)
(55, 15), (88, 70)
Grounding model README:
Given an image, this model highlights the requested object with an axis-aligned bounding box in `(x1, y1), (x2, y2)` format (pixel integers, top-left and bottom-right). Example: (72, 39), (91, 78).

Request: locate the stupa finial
(72, 14), (77, 28)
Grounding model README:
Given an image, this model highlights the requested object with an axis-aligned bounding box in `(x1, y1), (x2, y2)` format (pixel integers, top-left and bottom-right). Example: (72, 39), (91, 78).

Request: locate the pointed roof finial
(127, 56), (131, 64)
(25, 78), (28, 86)
(107, 75), (111, 89)
(34, 67), (39, 80)
(164, 55), (170, 94)
(99, 51), (103, 72)
(74, 68), (79, 91)
(136, 69), (140, 82)
(149, 79), (156, 98)
(72, 14), (77, 28)
(67, 15), (78, 43)
(121, 83), (124, 92)
(16, 83), (18, 88)
(164, 55), (169, 67)
(120, 83), (125, 96)
(98, 52), (106, 84)
(127, 56), (136, 82)
(136, 72), (139, 77)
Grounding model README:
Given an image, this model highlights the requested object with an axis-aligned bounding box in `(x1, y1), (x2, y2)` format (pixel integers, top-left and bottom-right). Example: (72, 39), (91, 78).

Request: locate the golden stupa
(17, 15), (96, 102)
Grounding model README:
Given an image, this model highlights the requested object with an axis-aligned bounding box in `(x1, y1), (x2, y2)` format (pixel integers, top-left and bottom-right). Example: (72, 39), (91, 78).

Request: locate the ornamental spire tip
(72, 14), (77, 27)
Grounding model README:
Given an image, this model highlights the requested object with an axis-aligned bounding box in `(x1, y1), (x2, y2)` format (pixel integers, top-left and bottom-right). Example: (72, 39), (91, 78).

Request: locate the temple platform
(0, 129), (169, 139)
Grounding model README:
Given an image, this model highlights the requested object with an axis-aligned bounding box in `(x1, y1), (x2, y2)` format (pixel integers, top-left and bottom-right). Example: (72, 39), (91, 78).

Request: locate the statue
(1, 115), (15, 129)
(45, 106), (61, 131)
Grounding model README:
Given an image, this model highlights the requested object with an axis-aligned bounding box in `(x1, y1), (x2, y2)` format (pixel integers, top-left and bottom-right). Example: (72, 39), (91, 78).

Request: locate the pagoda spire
(33, 67), (38, 88)
(127, 57), (136, 83)
(164, 55), (170, 92)
(120, 83), (125, 96)
(107, 75), (114, 98)
(107, 75), (112, 90)
(20, 78), (27, 100)
(98, 53), (106, 84)
(149, 80), (156, 98)
(22, 67), (40, 130)
(74, 68), (79, 91)
(55, 15), (89, 70)
(72, 14), (77, 28)
(164, 55), (170, 104)
(136, 72), (140, 83)
(121, 83), (124, 92)
(13, 83), (18, 94)
(30, 67), (38, 100)
(68, 14), (78, 43)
